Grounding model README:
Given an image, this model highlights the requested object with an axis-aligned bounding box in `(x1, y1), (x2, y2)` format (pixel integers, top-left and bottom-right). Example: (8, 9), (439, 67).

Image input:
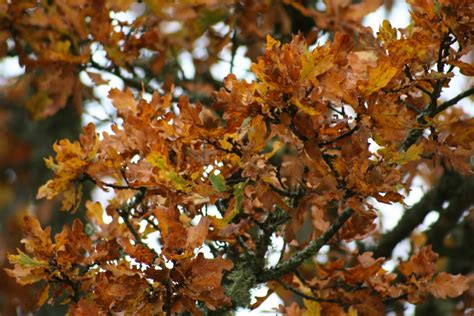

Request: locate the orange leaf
(186, 216), (211, 249)
(427, 273), (469, 299)
(108, 88), (137, 115)
(399, 246), (438, 278)
(86, 71), (110, 86)
(449, 60), (474, 76)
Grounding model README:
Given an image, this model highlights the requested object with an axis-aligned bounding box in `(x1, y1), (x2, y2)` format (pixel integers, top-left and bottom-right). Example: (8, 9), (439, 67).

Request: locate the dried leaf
(427, 273), (469, 299)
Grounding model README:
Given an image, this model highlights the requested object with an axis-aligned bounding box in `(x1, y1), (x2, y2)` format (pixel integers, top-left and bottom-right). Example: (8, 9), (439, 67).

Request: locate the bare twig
(435, 86), (474, 115)
(318, 124), (359, 147)
(89, 59), (155, 94)
(116, 188), (148, 245)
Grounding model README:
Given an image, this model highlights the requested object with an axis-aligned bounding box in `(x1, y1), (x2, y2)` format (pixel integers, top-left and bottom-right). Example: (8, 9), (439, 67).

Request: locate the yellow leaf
(300, 45), (334, 83)
(61, 184), (82, 212)
(291, 97), (321, 116)
(86, 201), (104, 225)
(263, 141), (284, 160)
(218, 133), (238, 151)
(348, 306), (358, 316)
(362, 59), (398, 95)
(303, 300), (321, 316)
(44, 157), (59, 172)
(37, 284), (50, 308)
(388, 143), (423, 165)
(37, 180), (55, 200)
(226, 153), (241, 167)
(300, 50), (314, 81)
(265, 34), (281, 50)
(212, 181), (246, 229)
(378, 20), (397, 44)
(248, 116), (267, 150)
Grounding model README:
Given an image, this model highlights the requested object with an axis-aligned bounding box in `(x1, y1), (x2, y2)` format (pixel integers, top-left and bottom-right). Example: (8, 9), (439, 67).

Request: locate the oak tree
(1, 0), (474, 315)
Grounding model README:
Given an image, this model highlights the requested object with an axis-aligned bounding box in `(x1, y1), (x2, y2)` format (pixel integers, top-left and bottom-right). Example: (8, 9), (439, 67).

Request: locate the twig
(400, 85), (474, 152)
(400, 126), (425, 152)
(117, 209), (142, 242)
(400, 33), (456, 152)
(89, 59), (155, 94)
(230, 29), (238, 74)
(80, 173), (139, 191)
(414, 84), (432, 97)
(116, 188), (147, 244)
(435, 86), (474, 115)
(275, 279), (340, 304)
(141, 216), (159, 231)
(399, 100), (422, 114)
(326, 102), (345, 116)
(404, 66), (431, 96)
(50, 268), (81, 303)
(318, 124), (359, 147)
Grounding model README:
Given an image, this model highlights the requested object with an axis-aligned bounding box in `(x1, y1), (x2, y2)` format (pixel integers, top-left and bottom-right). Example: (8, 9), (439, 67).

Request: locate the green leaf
(9, 249), (48, 267)
(147, 152), (192, 191)
(213, 180), (248, 228)
(233, 180), (247, 209)
(210, 173), (227, 193)
(434, 0), (441, 17)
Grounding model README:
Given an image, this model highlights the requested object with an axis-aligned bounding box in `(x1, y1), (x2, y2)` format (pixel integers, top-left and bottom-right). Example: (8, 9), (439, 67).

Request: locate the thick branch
(427, 175), (474, 252)
(257, 208), (354, 282)
(373, 173), (471, 258)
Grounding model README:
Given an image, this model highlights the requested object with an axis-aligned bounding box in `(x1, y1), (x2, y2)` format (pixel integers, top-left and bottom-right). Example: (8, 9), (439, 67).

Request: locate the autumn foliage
(1, 0), (474, 315)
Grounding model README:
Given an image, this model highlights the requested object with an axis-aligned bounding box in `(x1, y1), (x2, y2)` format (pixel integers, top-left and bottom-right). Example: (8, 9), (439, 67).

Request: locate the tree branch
(435, 86), (474, 115)
(426, 175), (474, 252)
(89, 59), (155, 94)
(400, 33), (458, 152)
(373, 172), (472, 258)
(318, 124), (359, 147)
(257, 208), (354, 282)
(116, 187), (147, 244)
